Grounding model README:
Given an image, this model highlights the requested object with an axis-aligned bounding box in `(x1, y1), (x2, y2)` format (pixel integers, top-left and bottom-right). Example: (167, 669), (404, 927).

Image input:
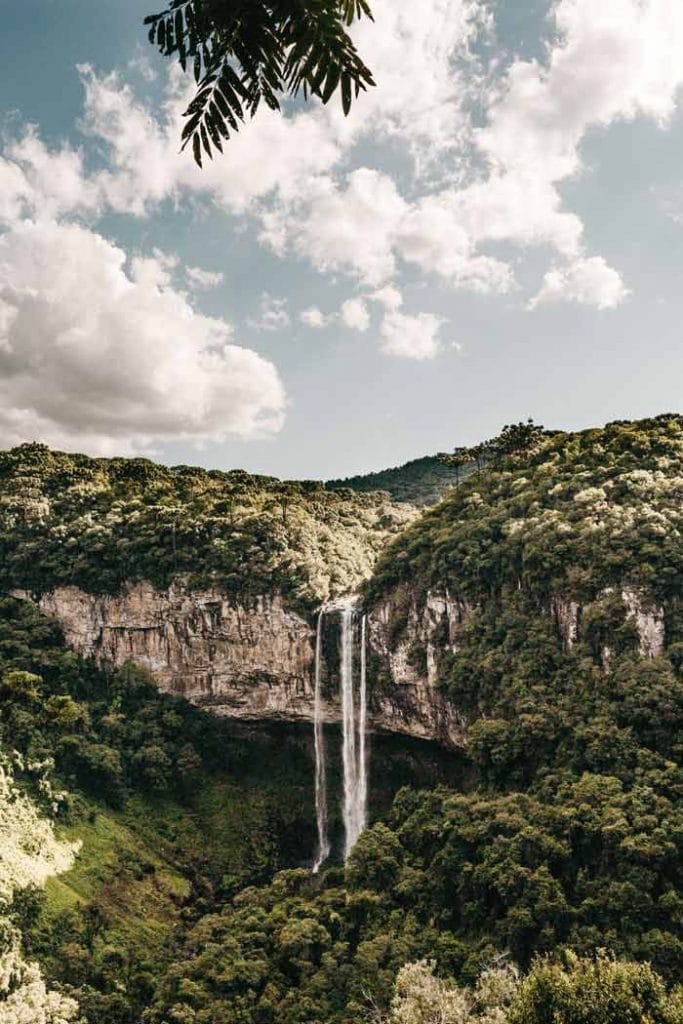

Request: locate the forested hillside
(1, 415), (683, 1024)
(327, 453), (471, 506)
(140, 415), (683, 1021)
(0, 444), (413, 610)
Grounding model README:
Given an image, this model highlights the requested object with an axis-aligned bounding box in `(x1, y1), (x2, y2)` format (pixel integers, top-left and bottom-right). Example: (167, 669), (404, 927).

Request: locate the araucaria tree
(145, 0), (376, 165)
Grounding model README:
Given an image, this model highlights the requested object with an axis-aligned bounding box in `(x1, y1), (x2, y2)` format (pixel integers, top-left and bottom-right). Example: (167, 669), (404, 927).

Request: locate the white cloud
(380, 310), (444, 360)
(0, 220), (285, 454)
(462, 0), (683, 277)
(248, 293), (291, 332)
(78, 64), (344, 218)
(397, 191), (514, 292)
(369, 285), (403, 311)
(346, 0), (490, 171)
(0, 130), (100, 224)
(340, 297), (371, 331)
(265, 169), (408, 286)
(1, 0), (680, 423)
(299, 307), (330, 329)
(530, 256), (630, 310)
(186, 265), (224, 290)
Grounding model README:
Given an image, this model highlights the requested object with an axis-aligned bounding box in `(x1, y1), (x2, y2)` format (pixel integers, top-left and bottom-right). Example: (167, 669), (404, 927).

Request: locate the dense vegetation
(140, 417), (683, 1021)
(366, 414), (683, 606)
(327, 454), (472, 507)
(0, 596), (327, 1021)
(0, 443), (413, 610)
(0, 598), (454, 1023)
(2, 415), (682, 1023)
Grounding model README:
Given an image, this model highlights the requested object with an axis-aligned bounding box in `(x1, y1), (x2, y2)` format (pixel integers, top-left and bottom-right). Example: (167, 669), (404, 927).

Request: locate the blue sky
(1, 0), (682, 479)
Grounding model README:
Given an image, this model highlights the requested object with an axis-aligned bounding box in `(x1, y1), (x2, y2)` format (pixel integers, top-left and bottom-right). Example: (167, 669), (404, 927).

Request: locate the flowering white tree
(386, 959), (520, 1024)
(0, 752), (81, 1024)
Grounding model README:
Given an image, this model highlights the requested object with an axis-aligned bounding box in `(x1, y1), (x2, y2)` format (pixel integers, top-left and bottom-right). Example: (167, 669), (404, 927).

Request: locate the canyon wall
(12, 580), (464, 746)
(12, 577), (665, 751)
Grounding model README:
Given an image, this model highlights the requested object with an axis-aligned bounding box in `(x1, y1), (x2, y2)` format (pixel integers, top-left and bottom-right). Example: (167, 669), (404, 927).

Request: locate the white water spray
(340, 603), (358, 859)
(312, 611), (330, 873)
(357, 614), (368, 836)
(340, 601), (368, 859)
(311, 598), (369, 869)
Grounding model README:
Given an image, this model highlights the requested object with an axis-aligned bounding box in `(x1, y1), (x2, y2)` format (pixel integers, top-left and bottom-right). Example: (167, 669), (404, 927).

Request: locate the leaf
(192, 131), (202, 167)
(214, 86), (240, 132)
(199, 122), (212, 159)
(341, 71), (352, 115)
(148, 0), (377, 157)
(209, 101), (230, 139)
(321, 63), (341, 103)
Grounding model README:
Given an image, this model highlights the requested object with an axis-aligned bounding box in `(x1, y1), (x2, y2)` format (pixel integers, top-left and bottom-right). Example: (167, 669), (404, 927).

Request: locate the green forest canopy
(1, 414), (682, 1022)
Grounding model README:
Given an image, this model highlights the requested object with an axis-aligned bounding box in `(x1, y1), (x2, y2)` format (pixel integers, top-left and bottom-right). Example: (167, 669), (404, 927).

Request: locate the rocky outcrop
(12, 575), (664, 751)
(551, 597), (581, 650)
(620, 586), (666, 658)
(12, 580), (467, 747)
(367, 587), (472, 747)
(16, 581), (317, 721)
(551, 587), (665, 660)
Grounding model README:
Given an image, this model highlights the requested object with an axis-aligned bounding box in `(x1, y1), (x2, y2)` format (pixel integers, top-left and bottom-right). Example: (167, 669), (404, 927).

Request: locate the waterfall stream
(340, 602), (358, 859)
(312, 610), (330, 873)
(357, 614), (368, 837)
(340, 600), (368, 860)
(312, 598), (368, 870)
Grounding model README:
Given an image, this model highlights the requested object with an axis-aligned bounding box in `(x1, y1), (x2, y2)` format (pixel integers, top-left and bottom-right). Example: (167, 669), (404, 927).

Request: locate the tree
(439, 447), (472, 487)
(145, 0), (376, 166)
(510, 951), (683, 1024)
(492, 420), (546, 460)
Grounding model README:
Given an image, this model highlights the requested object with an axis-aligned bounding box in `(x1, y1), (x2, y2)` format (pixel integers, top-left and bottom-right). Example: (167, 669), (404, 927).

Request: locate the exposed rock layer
(13, 581), (464, 746)
(367, 587), (470, 747)
(12, 577), (665, 751)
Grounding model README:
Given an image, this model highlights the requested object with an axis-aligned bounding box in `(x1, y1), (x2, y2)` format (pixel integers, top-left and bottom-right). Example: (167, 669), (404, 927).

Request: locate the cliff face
(13, 575), (664, 751)
(13, 580), (464, 746)
(367, 587), (471, 747)
(18, 582), (315, 721)
(551, 586), (666, 664)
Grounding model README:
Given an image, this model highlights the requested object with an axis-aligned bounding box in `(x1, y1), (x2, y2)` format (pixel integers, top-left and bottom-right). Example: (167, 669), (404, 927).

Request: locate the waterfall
(340, 601), (368, 860)
(312, 611), (330, 873)
(357, 614), (368, 836)
(312, 597), (369, 869)
(340, 602), (358, 859)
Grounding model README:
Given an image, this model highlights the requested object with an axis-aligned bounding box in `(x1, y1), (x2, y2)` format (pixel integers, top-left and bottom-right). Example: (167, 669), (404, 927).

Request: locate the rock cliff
(11, 575), (664, 751)
(12, 580), (465, 747)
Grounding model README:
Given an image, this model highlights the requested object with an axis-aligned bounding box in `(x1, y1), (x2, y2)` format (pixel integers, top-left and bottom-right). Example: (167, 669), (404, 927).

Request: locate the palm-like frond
(145, 0), (375, 166)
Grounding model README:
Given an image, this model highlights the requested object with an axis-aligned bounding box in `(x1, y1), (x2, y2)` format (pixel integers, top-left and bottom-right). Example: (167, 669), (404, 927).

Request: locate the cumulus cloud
(346, 0), (490, 170)
(340, 297), (371, 331)
(369, 285), (403, 311)
(530, 256), (630, 310)
(255, 0), (683, 308)
(380, 311), (444, 360)
(0, 220), (285, 454)
(299, 307), (330, 329)
(264, 169), (408, 285)
(1, 0), (680, 427)
(248, 293), (291, 332)
(186, 265), (224, 290)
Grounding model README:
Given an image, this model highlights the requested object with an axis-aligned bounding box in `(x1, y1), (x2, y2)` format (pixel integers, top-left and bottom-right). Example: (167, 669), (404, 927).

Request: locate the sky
(0, 0), (682, 480)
